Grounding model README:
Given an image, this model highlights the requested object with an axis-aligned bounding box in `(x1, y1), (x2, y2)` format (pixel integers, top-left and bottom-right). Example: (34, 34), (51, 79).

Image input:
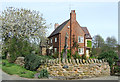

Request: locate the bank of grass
(2, 59), (37, 78)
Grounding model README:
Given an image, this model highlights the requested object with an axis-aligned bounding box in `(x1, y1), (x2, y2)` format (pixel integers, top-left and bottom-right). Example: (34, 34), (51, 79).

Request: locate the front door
(86, 50), (89, 58)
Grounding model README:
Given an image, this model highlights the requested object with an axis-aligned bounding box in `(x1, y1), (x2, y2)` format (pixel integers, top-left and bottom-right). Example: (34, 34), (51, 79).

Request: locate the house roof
(48, 19), (70, 38)
(81, 27), (92, 39)
(48, 19), (92, 39)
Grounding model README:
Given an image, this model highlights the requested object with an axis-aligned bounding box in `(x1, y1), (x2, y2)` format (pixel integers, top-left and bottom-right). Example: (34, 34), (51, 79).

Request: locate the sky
(1, 1), (118, 43)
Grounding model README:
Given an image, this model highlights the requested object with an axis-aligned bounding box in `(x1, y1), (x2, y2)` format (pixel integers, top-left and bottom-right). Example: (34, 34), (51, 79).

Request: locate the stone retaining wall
(37, 59), (110, 79)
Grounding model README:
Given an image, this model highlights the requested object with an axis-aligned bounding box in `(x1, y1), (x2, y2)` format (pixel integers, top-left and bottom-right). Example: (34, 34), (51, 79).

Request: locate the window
(78, 48), (84, 54)
(54, 48), (57, 53)
(55, 37), (57, 42)
(78, 36), (84, 43)
(51, 38), (52, 43)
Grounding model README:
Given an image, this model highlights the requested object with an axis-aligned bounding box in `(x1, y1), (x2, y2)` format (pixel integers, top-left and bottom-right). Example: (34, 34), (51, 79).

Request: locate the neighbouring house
(48, 10), (92, 58)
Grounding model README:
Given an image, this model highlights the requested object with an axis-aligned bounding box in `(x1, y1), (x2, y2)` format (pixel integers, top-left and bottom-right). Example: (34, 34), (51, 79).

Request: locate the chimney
(70, 10), (76, 56)
(70, 10), (76, 22)
(54, 23), (59, 29)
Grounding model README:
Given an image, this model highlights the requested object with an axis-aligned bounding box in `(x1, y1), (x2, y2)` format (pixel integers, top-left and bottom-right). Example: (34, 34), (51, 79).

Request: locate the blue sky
(1, 2), (118, 42)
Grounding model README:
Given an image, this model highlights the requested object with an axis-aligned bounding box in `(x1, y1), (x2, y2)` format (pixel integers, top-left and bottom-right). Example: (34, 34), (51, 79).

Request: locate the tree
(92, 35), (105, 48)
(91, 35), (105, 57)
(0, 7), (49, 61)
(106, 36), (117, 48)
(0, 7), (48, 42)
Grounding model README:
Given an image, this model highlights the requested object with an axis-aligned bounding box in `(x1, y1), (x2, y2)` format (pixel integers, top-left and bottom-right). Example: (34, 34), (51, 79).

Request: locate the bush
(82, 55), (87, 60)
(24, 54), (41, 71)
(52, 52), (59, 58)
(98, 50), (118, 67)
(38, 69), (49, 78)
(24, 54), (53, 71)
(72, 51), (81, 59)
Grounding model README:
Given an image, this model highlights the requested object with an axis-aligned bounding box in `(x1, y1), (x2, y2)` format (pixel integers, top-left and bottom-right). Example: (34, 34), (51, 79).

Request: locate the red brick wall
(49, 10), (86, 56)
(49, 34), (59, 53)
(60, 20), (70, 52)
(70, 10), (85, 55)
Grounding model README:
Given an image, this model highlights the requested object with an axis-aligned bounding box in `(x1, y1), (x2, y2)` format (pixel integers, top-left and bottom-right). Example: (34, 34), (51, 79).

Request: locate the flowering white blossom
(0, 7), (49, 44)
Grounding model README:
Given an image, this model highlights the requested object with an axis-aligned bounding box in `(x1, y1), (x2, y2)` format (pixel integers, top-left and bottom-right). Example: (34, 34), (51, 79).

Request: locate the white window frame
(51, 38), (52, 43)
(78, 36), (84, 43)
(54, 48), (57, 53)
(55, 37), (57, 42)
(78, 48), (84, 54)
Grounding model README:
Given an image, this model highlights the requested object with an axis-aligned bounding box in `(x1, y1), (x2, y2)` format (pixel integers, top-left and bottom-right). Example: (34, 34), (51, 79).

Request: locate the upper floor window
(51, 38), (52, 43)
(55, 37), (57, 42)
(78, 48), (84, 54)
(78, 36), (84, 43)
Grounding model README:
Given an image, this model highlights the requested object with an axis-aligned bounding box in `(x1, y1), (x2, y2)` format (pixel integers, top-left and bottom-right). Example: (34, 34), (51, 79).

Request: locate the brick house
(48, 10), (92, 57)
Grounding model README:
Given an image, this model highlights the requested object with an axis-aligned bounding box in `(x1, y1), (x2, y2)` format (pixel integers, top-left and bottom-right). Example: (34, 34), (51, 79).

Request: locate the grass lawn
(2, 59), (37, 78)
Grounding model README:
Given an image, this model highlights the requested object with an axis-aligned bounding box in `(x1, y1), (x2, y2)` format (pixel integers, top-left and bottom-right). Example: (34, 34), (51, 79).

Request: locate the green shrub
(24, 54), (41, 71)
(24, 54), (53, 71)
(38, 69), (49, 78)
(89, 56), (97, 59)
(1, 47), (8, 59)
(72, 51), (81, 59)
(2, 36), (33, 63)
(52, 52), (59, 58)
(82, 55), (87, 60)
(98, 50), (118, 67)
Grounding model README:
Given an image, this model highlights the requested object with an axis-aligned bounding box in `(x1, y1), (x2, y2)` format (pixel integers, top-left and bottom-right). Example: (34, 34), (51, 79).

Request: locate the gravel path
(0, 68), (119, 80)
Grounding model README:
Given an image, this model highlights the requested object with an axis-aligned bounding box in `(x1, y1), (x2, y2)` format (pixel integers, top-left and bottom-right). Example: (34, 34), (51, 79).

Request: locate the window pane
(55, 37), (57, 42)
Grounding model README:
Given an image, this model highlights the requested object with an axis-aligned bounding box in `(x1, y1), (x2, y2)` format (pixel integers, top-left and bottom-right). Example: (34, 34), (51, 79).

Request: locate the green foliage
(24, 54), (53, 71)
(87, 40), (92, 48)
(1, 48), (8, 59)
(106, 36), (117, 48)
(61, 49), (71, 61)
(52, 52), (59, 58)
(4, 36), (33, 63)
(92, 35), (105, 48)
(89, 56), (97, 59)
(72, 51), (81, 59)
(38, 69), (49, 78)
(98, 50), (118, 67)
(67, 49), (71, 59)
(82, 55), (87, 60)
(2, 59), (36, 78)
